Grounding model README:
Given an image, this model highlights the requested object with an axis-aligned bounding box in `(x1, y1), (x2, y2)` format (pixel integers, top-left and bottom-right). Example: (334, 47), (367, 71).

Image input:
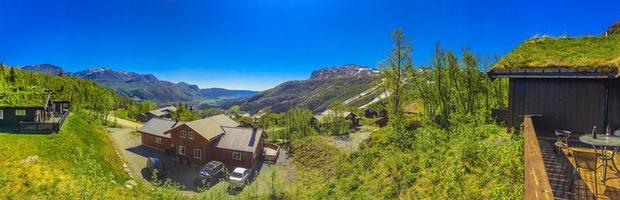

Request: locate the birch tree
(380, 28), (413, 143)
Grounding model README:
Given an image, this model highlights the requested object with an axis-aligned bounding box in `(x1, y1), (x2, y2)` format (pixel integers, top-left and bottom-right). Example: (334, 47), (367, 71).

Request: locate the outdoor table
(579, 134), (620, 182)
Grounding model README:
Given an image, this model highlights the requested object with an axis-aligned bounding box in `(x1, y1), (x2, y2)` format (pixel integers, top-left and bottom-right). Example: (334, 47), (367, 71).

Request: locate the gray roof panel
(138, 118), (185, 138)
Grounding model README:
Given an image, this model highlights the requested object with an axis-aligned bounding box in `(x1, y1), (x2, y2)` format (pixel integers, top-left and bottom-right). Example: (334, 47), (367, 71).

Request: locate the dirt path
(106, 112), (143, 130)
(331, 128), (372, 152)
(106, 127), (144, 179)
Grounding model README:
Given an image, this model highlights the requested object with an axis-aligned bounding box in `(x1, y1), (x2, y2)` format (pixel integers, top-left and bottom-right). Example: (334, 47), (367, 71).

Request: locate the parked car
(228, 167), (253, 188)
(195, 161), (225, 187)
(146, 157), (166, 179)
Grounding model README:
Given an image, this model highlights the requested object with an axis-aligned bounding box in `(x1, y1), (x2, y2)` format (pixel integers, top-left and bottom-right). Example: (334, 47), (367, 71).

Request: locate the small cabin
(488, 35), (620, 134)
(364, 107), (387, 118)
(0, 92), (53, 127)
(314, 109), (360, 127)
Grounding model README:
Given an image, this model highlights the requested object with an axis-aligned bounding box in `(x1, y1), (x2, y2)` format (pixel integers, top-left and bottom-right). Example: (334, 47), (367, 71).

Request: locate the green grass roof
(493, 36), (620, 72)
(52, 92), (72, 102)
(0, 91), (49, 107)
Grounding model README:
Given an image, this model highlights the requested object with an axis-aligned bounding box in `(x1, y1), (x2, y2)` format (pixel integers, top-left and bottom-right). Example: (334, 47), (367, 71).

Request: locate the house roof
(182, 114), (240, 140)
(364, 107), (377, 112)
(0, 91), (50, 107)
(139, 118), (185, 139)
(490, 36), (620, 77)
(215, 126), (264, 153)
(320, 109), (354, 117)
(148, 106), (177, 117)
(52, 92), (72, 103)
(315, 109), (356, 121)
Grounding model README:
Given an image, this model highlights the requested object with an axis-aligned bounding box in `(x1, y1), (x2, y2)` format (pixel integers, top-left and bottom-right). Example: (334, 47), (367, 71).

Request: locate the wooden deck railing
(56, 111), (69, 130)
(524, 115), (554, 200)
(19, 111), (70, 133)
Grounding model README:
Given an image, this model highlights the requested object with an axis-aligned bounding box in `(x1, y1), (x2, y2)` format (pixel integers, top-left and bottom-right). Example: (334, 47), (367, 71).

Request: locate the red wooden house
(140, 114), (266, 169)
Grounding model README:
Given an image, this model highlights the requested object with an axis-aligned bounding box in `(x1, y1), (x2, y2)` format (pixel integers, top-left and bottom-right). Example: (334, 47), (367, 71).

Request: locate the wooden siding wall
(0, 107), (40, 126)
(213, 148), (254, 169)
(141, 133), (172, 152)
(509, 78), (606, 133)
(607, 79), (620, 131)
(214, 134), (265, 169)
(169, 125), (212, 166)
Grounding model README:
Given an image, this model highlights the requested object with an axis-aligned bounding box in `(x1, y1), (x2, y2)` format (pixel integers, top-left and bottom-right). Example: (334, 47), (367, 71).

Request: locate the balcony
(525, 115), (620, 199)
(19, 111), (70, 133)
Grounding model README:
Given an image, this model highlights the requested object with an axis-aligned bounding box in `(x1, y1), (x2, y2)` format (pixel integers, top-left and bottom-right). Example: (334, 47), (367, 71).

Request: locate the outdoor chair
(554, 129), (572, 155)
(570, 150), (601, 198)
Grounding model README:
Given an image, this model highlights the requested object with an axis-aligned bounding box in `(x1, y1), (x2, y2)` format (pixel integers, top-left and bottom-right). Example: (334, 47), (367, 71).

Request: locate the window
(178, 145), (186, 155)
(0, 110), (3, 119)
(188, 132), (195, 140)
(180, 130), (187, 138)
(193, 149), (202, 159)
(155, 137), (162, 144)
(232, 152), (241, 160)
(15, 110), (26, 116)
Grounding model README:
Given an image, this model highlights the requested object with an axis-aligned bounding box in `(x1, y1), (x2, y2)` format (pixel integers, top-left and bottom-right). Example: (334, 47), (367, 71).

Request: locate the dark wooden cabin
(0, 92), (53, 127)
(364, 107), (387, 118)
(488, 36), (620, 134)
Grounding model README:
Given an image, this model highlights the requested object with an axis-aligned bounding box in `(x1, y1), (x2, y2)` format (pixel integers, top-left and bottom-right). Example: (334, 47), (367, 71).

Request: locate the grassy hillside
(0, 66), (117, 114)
(0, 112), (132, 199)
(287, 120), (523, 199)
(291, 136), (346, 175)
(240, 76), (378, 113)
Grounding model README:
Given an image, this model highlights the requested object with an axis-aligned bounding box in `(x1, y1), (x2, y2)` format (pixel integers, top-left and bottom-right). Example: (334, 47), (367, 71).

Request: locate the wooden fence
(524, 115), (554, 200)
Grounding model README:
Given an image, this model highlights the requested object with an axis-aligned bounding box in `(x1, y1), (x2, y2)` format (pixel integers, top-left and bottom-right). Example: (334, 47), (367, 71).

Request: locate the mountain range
(22, 64), (382, 113)
(310, 64), (379, 79)
(21, 64), (257, 106)
(239, 65), (380, 113)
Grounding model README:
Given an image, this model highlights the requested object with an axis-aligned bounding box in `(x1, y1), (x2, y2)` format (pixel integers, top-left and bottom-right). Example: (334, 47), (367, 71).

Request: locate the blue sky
(1, 0), (619, 90)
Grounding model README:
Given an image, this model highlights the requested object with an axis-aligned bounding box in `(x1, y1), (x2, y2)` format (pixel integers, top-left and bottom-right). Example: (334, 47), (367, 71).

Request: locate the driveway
(331, 127), (372, 152)
(106, 122), (297, 195)
(106, 113), (142, 129)
(106, 127), (201, 193)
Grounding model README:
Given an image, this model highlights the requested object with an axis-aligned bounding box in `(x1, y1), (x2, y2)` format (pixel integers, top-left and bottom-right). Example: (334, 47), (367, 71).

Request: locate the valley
(22, 64), (384, 114)
(4, 1), (610, 198)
